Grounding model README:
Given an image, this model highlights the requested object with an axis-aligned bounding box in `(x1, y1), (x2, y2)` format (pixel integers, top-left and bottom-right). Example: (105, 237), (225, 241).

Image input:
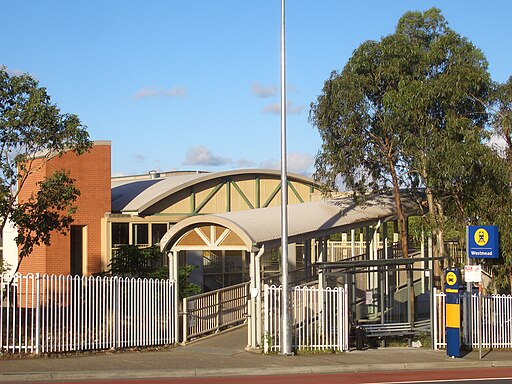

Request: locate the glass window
(111, 223), (129, 246)
(133, 223), (149, 245)
(152, 223), (168, 245)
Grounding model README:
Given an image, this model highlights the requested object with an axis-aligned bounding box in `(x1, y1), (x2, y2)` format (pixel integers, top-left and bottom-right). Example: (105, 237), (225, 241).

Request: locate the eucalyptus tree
(490, 77), (512, 173)
(396, 10), (494, 271)
(310, 27), (416, 257)
(487, 77), (512, 292)
(0, 67), (91, 274)
(310, 8), (494, 273)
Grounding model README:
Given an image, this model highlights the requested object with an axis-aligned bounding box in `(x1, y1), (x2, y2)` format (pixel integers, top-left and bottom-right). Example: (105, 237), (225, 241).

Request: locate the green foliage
(311, 7), (492, 200)
(10, 171), (80, 259)
(491, 77), (512, 163)
(104, 245), (201, 298)
(485, 77), (512, 292)
(0, 67), (92, 272)
(309, 8), (512, 288)
(178, 264), (202, 298)
(108, 245), (163, 278)
(0, 258), (10, 274)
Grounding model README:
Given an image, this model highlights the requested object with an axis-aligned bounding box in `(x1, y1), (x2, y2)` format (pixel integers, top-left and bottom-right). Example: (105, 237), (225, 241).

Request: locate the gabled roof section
(160, 193), (422, 253)
(111, 169), (317, 214)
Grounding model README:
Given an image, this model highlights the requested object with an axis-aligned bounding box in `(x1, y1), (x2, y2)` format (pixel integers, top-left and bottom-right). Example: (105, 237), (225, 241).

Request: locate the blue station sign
(467, 225), (499, 259)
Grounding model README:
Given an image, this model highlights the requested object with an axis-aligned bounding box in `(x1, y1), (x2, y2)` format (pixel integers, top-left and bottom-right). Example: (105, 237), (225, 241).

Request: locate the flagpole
(280, 0), (292, 355)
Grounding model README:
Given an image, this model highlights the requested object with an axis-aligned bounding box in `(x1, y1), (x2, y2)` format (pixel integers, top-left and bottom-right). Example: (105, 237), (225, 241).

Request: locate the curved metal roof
(111, 169), (317, 214)
(160, 193), (422, 252)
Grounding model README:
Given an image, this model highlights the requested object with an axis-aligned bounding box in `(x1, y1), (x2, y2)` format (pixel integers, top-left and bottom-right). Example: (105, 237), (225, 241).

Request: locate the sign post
(464, 264), (482, 352)
(445, 269), (461, 358)
(466, 225), (498, 357)
(478, 282), (482, 360)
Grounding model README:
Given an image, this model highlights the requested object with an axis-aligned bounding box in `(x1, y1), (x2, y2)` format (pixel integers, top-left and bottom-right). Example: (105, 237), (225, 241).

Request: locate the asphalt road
(9, 367), (512, 384)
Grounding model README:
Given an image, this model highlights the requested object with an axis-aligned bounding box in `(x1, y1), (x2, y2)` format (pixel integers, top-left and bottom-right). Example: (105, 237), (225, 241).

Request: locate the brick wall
(18, 142), (111, 276)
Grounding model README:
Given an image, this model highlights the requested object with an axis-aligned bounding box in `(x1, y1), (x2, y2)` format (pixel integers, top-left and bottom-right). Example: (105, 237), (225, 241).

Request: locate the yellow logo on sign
(474, 228), (489, 247)
(446, 271), (457, 286)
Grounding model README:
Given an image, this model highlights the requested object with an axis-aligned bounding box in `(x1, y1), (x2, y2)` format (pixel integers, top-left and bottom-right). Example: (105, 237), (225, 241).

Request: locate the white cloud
(287, 84), (299, 94)
(487, 133), (507, 157)
(262, 100), (306, 115)
(236, 158), (256, 168)
(252, 82), (277, 98)
(259, 159), (280, 170)
(132, 86), (187, 100)
(258, 152), (314, 176)
(262, 103), (280, 115)
(183, 146), (231, 167)
(252, 82), (299, 98)
(4, 67), (24, 76)
(133, 153), (147, 163)
(2, 66), (35, 78)
(287, 153), (314, 175)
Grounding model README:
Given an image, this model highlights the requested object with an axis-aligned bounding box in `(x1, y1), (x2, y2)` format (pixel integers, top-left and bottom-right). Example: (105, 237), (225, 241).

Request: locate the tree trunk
(425, 186), (445, 288)
(388, 160), (409, 258)
(388, 158), (414, 322)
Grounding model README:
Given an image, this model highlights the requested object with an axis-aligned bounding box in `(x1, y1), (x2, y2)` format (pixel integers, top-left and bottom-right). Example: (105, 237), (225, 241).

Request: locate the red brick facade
(18, 142), (111, 276)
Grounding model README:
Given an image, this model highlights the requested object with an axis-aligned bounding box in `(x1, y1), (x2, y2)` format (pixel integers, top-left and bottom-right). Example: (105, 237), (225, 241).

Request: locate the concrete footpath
(1, 326), (512, 382)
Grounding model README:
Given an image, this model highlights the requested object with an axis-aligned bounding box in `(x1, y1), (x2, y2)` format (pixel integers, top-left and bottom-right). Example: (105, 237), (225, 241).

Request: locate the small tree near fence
(99, 245), (201, 299)
(0, 67), (92, 275)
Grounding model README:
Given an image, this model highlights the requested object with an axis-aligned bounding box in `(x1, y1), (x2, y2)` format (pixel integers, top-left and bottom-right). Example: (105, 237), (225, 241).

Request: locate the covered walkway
(160, 193), (423, 348)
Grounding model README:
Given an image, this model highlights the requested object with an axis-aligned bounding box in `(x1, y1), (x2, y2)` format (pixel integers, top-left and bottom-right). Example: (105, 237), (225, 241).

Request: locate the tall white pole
(280, 0), (292, 355)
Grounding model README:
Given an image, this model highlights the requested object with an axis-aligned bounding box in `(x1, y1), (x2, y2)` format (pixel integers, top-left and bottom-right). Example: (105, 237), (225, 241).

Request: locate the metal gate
(263, 284), (350, 353)
(181, 282), (250, 343)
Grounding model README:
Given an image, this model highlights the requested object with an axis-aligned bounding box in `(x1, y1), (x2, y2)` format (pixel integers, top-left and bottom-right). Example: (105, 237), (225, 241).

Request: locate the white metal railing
(263, 284), (349, 353)
(327, 240), (407, 262)
(327, 240), (372, 262)
(433, 288), (446, 349)
(182, 282), (249, 343)
(1, 273), (176, 354)
(472, 294), (512, 348)
(433, 290), (512, 350)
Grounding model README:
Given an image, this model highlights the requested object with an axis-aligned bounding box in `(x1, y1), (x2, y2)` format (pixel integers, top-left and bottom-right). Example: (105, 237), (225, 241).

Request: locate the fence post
(432, 287), (438, 350)
(216, 290), (221, 333)
(35, 273), (41, 355)
(115, 277), (120, 350)
(263, 284), (269, 353)
(343, 284), (349, 351)
(337, 287), (342, 351)
(182, 297), (188, 344)
(169, 280), (174, 344)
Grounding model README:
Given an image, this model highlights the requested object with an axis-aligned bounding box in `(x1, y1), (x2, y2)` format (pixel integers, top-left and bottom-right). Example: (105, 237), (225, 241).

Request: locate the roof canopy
(160, 193), (422, 253)
(111, 168), (317, 215)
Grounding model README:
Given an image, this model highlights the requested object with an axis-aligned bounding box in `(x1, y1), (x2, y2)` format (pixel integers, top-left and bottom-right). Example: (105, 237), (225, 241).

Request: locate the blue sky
(2, 1), (511, 177)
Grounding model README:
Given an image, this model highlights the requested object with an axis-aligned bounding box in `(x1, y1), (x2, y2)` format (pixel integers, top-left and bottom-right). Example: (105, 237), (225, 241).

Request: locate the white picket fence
(432, 288), (446, 349)
(433, 289), (512, 349)
(1, 273), (177, 354)
(263, 284), (349, 353)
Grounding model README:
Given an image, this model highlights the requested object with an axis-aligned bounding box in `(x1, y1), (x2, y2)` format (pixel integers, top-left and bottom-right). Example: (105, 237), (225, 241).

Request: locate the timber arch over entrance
(162, 219), (254, 252)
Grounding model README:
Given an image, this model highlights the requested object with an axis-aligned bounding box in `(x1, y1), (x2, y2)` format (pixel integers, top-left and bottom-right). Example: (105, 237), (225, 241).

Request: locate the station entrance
(159, 193), (428, 349)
